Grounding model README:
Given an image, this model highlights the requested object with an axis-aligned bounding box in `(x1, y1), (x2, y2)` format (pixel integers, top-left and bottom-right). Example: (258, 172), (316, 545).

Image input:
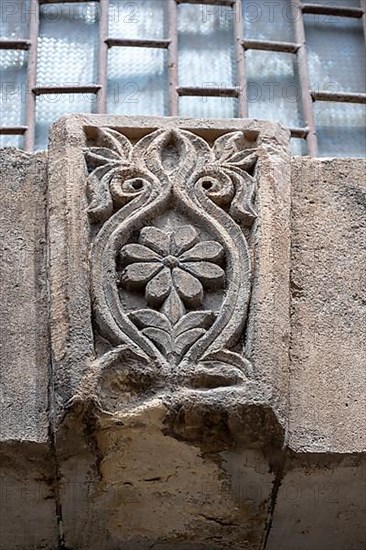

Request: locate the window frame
(0, 0), (365, 154)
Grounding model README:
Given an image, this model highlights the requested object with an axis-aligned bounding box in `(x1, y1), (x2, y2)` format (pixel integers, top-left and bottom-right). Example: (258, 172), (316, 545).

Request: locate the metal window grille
(0, 0), (365, 155)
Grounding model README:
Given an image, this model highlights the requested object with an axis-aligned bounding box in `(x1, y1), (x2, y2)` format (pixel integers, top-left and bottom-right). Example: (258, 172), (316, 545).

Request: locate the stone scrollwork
(84, 126), (258, 397)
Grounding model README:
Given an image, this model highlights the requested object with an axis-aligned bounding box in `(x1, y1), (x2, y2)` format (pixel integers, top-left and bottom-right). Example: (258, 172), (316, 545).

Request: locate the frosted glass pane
(305, 15), (365, 93)
(246, 50), (303, 127)
(307, 0), (360, 5)
(178, 4), (235, 87)
(0, 50), (27, 126)
(179, 97), (238, 119)
(0, 134), (22, 148)
(314, 102), (366, 157)
(242, 0), (294, 42)
(290, 138), (307, 156)
(37, 3), (98, 86)
(35, 93), (96, 150)
(107, 48), (168, 116)
(0, 0), (30, 38)
(109, 0), (167, 39)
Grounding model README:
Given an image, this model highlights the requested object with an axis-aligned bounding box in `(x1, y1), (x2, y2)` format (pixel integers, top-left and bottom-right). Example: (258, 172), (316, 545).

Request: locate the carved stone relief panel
(48, 115), (291, 420)
(84, 126), (258, 398)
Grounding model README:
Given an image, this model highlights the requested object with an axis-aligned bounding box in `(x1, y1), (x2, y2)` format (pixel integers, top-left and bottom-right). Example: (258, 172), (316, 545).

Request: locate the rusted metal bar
(234, 0), (248, 117)
(177, 86), (239, 97)
(176, 0), (234, 5)
(168, 0), (179, 116)
(0, 126), (28, 135)
(311, 91), (366, 104)
(39, 0), (98, 3)
(361, 0), (366, 44)
(291, 0), (318, 157)
(243, 39), (300, 54)
(24, 0), (39, 152)
(289, 127), (309, 139)
(97, 0), (109, 113)
(33, 85), (101, 95)
(301, 4), (363, 18)
(106, 38), (170, 49)
(0, 40), (31, 50)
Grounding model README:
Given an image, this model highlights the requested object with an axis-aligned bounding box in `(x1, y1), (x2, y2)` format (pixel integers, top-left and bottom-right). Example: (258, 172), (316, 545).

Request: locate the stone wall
(0, 118), (365, 550)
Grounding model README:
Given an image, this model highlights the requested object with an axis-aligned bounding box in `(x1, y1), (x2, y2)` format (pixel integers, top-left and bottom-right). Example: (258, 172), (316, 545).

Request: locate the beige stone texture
(289, 158), (366, 453)
(0, 149), (58, 549)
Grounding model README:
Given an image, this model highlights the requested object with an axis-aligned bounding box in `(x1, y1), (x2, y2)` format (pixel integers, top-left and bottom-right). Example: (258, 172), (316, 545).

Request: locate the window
(0, 0), (365, 156)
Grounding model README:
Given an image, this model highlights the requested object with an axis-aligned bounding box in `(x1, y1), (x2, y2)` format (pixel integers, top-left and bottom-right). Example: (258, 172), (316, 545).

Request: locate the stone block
(47, 115), (291, 549)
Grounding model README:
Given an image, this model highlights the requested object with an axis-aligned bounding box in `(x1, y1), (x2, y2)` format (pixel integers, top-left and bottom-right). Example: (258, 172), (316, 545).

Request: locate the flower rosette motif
(119, 225), (225, 325)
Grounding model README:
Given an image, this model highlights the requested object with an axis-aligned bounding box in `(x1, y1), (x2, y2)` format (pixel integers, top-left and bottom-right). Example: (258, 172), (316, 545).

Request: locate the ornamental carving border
(84, 127), (258, 393)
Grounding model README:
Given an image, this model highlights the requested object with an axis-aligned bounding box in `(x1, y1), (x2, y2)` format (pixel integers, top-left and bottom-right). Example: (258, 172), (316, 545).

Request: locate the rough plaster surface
(289, 158), (366, 453)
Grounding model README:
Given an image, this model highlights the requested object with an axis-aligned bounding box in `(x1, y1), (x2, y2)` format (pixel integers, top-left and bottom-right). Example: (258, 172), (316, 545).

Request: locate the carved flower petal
(145, 268), (172, 307)
(121, 262), (162, 289)
(172, 225), (199, 255)
(179, 241), (224, 263)
(120, 244), (161, 264)
(183, 262), (225, 288)
(172, 267), (203, 307)
(139, 226), (171, 256)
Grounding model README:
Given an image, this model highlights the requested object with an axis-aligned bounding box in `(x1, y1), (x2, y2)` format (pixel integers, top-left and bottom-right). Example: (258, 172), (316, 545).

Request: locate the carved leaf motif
(129, 309), (172, 333)
(201, 349), (253, 378)
(161, 287), (185, 325)
(86, 168), (113, 222)
(95, 127), (133, 160)
(175, 328), (206, 357)
(128, 309), (215, 361)
(174, 311), (216, 337)
(141, 327), (171, 356)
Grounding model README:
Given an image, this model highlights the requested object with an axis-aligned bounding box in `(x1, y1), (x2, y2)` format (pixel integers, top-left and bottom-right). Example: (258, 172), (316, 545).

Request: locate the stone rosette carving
(83, 126), (258, 404)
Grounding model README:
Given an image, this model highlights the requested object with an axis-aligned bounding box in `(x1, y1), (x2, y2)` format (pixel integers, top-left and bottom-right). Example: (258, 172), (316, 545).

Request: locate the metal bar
(289, 127), (309, 139)
(24, 0), (39, 152)
(176, 0), (234, 5)
(362, 0), (366, 45)
(234, 0), (248, 117)
(33, 85), (102, 95)
(0, 126), (28, 135)
(97, 0), (109, 113)
(168, 0), (179, 116)
(177, 86), (239, 97)
(311, 91), (366, 104)
(291, 0), (318, 157)
(105, 38), (171, 49)
(39, 0), (98, 3)
(242, 39), (300, 54)
(0, 40), (31, 50)
(301, 4), (363, 18)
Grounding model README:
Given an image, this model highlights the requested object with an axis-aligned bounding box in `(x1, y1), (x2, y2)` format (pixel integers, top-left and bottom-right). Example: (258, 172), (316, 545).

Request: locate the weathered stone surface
(47, 115), (291, 548)
(289, 158), (366, 453)
(0, 149), (58, 549)
(266, 454), (366, 550)
(0, 149), (49, 442)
